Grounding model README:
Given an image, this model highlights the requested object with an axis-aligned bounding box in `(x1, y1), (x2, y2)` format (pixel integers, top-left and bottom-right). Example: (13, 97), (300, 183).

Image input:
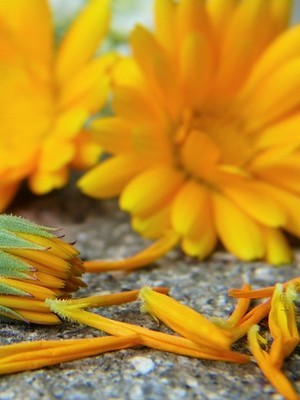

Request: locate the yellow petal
(130, 26), (179, 118)
(180, 130), (220, 178)
(112, 56), (145, 89)
(139, 287), (232, 350)
(65, 287), (169, 309)
(132, 206), (171, 239)
(59, 54), (115, 111)
(257, 114), (300, 149)
(213, 193), (265, 260)
(240, 23), (300, 97)
(78, 154), (146, 199)
(248, 325), (299, 400)
(230, 301), (271, 341)
(70, 131), (102, 170)
(213, 0), (275, 97)
(55, 0), (110, 84)
(0, 0), (52, 66)
(176, 0), (211, 45)
(179, 32), (214, 108)
(226, 284), (251, 328)
(29, 168), (69, 194)
(269, 0), (292, 34)
(261, 226), (292, 265)
(113, 86), (167, 125)
(171, 180), (209, 237)
(254, 184), (300, 237)
(154, 0), (176, 54)
(0, 278), (57, 301)
(253, 152), (300, 195)
(222, 180), (286, 227)
(269, 284), (299, 367)
(91, 117), (133, 154)
(206, 0), (239, 38)
(245, 58), (300, 128)
(120, 166), (184, 218)
(0, 335), (139, 375)
(84, 230), (180, 272)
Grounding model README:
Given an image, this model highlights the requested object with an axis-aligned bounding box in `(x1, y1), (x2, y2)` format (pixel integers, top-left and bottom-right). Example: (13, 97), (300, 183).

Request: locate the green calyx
(0, 252), (33, 280)
(0, 214), (55, 238)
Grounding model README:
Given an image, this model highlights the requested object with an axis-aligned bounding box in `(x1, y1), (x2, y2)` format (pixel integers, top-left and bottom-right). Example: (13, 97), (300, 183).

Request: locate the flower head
(80, 0), (300, 267)
(0, 214), (86, 324)
(0, 0), (113, 211)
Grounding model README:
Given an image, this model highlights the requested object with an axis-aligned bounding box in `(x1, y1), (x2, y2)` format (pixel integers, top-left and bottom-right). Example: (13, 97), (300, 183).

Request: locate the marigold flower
(0, 0), (113, 211)
(79, 0), (300, 268)
(0, 214), (86, 324)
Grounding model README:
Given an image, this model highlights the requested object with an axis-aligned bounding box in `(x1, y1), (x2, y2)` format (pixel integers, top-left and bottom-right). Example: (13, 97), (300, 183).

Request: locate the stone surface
(0, 179), (299, 400)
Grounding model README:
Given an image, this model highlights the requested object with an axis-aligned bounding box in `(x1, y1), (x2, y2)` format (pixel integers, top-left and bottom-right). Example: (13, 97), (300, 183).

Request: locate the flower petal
(213, 193), (265, 260)
(78, 154), (147, 199)
(154, 0), (176, 54)
(222, 180), (286, 227)
(0, 0), (52, 65)
(120, 166), (184, 217)
(55, 0), (110, 84)
(240, 23), (300, 97)
(213, 0), (276, 97)
(245, 57), (300, 128)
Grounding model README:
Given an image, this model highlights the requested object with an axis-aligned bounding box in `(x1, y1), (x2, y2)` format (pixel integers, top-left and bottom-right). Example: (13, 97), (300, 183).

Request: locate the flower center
(173, 105), (256, 180)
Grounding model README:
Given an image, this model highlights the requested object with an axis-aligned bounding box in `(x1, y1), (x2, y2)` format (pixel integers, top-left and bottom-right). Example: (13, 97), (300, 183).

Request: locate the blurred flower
(79, 0), (300, 268)
(0, 0), (113, 211)
(0, 214), (86, 324)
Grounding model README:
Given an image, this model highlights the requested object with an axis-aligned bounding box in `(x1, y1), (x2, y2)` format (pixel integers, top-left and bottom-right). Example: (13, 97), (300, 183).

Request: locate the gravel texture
(0, 179), (299, 400)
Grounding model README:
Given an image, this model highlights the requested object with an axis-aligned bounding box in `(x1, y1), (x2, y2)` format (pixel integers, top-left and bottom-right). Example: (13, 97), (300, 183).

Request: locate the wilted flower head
(0, 215), (85, 324)
(80, 0), (300, 267)
(0, 0), (113, 211)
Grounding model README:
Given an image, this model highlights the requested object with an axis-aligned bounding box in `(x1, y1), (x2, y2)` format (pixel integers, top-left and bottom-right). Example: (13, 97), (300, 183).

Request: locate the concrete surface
(0, 178), (299, 400)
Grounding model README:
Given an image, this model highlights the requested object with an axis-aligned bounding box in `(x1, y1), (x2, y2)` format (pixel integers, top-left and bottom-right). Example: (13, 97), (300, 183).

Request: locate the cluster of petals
(0, 277), (299, 399)
(0, 0), (113, 211)
(80, 0), (300, 266)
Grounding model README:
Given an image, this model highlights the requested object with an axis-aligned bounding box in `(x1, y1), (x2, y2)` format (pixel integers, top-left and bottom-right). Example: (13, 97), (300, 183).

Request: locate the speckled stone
(1, 179), (300, 400)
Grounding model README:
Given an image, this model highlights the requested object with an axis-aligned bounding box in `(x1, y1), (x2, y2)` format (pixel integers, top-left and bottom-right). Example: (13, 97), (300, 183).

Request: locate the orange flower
(0, 0), (113, 210)
(79, 0), (300, 270)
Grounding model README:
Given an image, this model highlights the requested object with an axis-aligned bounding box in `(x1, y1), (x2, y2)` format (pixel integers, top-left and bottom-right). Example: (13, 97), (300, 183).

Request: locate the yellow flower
(79, 0), (300, 268)
(0, 0), (113, 211)
(0, 214), (86, 324)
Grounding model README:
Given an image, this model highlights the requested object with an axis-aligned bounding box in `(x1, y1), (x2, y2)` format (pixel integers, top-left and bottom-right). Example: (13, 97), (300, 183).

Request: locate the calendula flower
(79, 0), (300, 269)
(0, 0), (113, 211)
(0, 214), (86, 324)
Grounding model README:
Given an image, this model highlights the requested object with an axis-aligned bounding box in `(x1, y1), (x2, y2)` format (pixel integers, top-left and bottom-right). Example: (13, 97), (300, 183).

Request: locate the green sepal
(0, 305), (27, 322)
(0, 282), (31, 297)
(0, 230), (45, 250)
(0, 251), (32, 279)
(0, 214), (55, 238)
